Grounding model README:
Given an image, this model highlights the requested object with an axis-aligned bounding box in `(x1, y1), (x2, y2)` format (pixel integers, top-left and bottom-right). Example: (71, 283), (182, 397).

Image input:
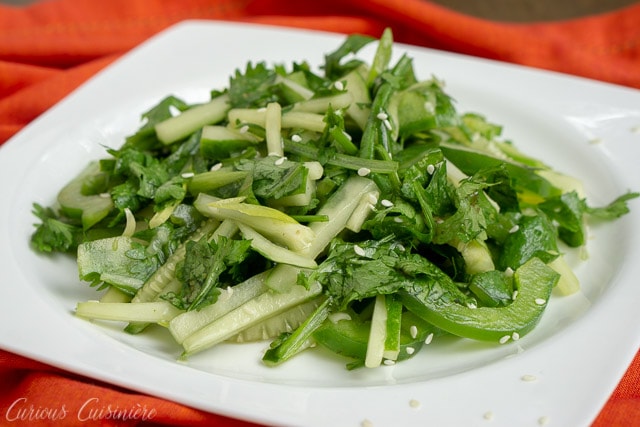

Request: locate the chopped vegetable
(30, 29), (638, 370)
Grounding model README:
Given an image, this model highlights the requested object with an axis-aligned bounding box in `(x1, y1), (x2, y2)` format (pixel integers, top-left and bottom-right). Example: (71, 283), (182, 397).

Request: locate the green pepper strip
(398, 257), (559, 342)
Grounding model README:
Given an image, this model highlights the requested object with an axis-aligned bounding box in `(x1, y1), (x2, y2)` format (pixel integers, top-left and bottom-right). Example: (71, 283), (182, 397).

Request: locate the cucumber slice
(57, 162), (113, 229)
(200, 125), (261, 160)
(228, 297), (322, 343)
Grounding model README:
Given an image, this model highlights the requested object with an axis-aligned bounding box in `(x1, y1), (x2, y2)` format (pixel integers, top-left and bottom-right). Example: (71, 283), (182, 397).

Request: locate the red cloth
(1, 0), (639, 425)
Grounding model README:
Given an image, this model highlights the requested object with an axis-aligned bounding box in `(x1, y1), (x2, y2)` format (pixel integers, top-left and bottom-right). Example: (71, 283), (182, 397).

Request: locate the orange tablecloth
(1, 0), (639, 425)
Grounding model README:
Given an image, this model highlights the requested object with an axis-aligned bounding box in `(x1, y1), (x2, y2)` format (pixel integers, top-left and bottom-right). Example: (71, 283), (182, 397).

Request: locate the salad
(30, 29), (637, 370)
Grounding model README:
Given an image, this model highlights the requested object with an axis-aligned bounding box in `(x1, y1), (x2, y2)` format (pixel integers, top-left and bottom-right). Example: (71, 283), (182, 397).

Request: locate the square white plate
(1, 20), (639, 427)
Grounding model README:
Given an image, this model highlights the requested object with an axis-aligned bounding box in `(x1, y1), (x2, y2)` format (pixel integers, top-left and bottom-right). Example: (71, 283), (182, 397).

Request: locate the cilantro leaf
(30, 203), (82, 253)
(228, 62), (279, 108)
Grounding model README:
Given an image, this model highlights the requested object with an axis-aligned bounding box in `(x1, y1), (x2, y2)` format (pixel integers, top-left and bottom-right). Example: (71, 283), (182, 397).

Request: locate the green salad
(31, 29), (637, 370)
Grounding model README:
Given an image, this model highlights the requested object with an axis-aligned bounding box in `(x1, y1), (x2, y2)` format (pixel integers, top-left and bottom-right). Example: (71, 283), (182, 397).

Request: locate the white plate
(1, 21), (639, 427)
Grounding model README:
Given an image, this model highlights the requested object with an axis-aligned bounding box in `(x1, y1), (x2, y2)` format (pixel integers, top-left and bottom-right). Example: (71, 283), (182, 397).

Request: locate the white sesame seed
(210, 162), (223, 171)
(343, 130), (352, 140)
(357, 167), (371, 176)
(409, 399), (421, 409)
(334, 81), (345, 91)
(508, 225), (520, 234)
(376, 112), (388, 120)
(291, 134), (302, 143)
(424, 332), (434, 345)
(466, 302), (477, 309)
(512, 289), (519, 300)
(483, 411), (494, 421)
(394, 217), (403, 223)
(499, 335), (511, 344)
(426, 164), (435, 175)
(381, 199), (394, 208)
(239, 125), (249, 134)
(535, 298), (547, 305)
(410, 325), (418, 339)
(361, 419), (374, 427)
(181, 172), (195, 179)
(538, 415), (550, 426)
(406, 346), (415, 355)
(521, 374), (537, 382)
(354, 245), (366, 256)
(505, 267), (514, 278)
(383, 119), (393, 131)
(511, 332), (520, 341)
(383, 359), (395, 366)
(274, 156), (287, 166)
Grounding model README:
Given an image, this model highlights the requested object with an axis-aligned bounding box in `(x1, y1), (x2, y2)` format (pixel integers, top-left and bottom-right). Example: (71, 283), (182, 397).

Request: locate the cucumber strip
(365, 294), (387, 368)
(181, 281), (322, 356)
(228, 297), (323, 343)
(57, 162), (113, 230)
(265, 102), (283, 156)
(281, 111), (326, 133)
(290, 92), (353, 114)
(155, 94), (230, 144)
(76, 301), (183, 324)
(168, 271), (270, 344)
(236, 222), (317, 269)
(303, 176), (379, 258)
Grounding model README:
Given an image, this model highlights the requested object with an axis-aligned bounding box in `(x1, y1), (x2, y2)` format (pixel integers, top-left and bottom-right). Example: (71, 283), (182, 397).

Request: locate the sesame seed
(357, 167), (371, 176)
(361, 419), (374, 427)
(505, 267), (514, 278)
(499, 335), (511, 344)
(508, 225), (520, 233)
(274, 156), (287, 166)
(376, 112), (388, 120)
(181, 172), (195, 179)
(511, 332), (520, 341)
(521, 374), (537, 382)
(291, 134), (302, 142)
(406, 346), (415, 355)
(410, 325), (418, 339)
(383, 359), (395, 366)
(538, 415), (550, 426)
(210, 162), (223, 171)
(354, 245), (366, 256)
(535, 298), (546, 305)
(512, 289), (519, 300)
(343, 131), (352, 140)
(383, 119), (393, 131)
(381, 199), (394, 208)
(334, 81), (345, 91)
(483, 411), (494, 421)
(394, 217), (403, 223)
(424, 332), (434, 345)
(239, 125), (249, 134)
(367, 193), (379, 205)
(426, 164), (435, 175)
(409, 399), (421, 409)
(466, 302), (477, 309)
